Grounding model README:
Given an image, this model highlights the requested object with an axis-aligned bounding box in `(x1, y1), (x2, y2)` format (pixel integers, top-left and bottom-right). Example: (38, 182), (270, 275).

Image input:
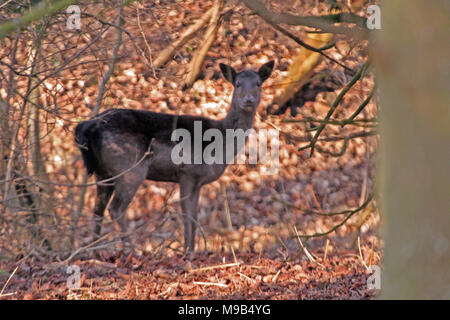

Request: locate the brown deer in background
(75, 61), (274, 252)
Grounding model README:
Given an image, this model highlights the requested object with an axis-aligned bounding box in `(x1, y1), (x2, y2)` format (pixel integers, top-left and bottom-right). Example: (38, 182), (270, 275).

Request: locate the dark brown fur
(75, 61), (274, 251)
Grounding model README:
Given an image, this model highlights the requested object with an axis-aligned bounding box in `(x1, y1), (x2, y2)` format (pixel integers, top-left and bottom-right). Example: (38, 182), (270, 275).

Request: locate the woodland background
(0, 0), (448, 299)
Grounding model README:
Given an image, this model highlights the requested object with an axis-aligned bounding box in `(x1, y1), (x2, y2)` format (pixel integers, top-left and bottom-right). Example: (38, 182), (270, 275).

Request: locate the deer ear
(219, 63), (236, 84)
(258, 60), (274, 83)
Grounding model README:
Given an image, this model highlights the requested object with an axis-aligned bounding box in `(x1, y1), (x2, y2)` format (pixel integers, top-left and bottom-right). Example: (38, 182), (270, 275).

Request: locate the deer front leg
(180, 178), (201, 253)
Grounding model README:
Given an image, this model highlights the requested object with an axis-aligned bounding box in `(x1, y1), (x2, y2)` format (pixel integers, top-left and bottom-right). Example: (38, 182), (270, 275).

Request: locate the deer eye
(256, 81), (261, 87)
(236, 82), (241, 88)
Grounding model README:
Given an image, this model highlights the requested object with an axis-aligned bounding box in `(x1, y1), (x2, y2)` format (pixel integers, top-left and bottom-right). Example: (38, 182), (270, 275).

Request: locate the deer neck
(222, 99), (256, 132)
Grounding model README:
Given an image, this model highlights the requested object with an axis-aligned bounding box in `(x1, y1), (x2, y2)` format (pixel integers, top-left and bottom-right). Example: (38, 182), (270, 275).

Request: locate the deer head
(220, 60), (274, 113)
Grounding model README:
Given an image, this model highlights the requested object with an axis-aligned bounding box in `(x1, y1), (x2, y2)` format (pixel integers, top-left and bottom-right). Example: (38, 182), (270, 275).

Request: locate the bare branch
(242, 0), (368, 37)
(299, 60), (370, 156)
(0, 0), (76, 38)
(153, 5), (215, 68)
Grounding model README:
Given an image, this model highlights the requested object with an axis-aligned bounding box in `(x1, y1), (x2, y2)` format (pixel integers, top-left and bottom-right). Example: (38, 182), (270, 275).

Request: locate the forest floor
(0, 0), (380, 299)
(1, 250), (378, 299)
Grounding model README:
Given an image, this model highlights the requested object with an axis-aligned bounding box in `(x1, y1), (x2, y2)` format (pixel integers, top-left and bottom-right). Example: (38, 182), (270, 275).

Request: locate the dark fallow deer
(75, 61), (274, 252)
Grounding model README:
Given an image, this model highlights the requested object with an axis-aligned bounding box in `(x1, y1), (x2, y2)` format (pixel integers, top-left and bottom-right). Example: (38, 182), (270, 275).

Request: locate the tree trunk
(25, 34), (56, 248)
(376, 0), (450, 299)
(183, 0), (223, 88)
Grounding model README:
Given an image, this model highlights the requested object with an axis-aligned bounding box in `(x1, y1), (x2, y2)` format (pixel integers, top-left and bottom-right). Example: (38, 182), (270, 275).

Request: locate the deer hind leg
(108, 171), (146, 242)
(93, 183), (114, 241)
(180, 178), (201, 253)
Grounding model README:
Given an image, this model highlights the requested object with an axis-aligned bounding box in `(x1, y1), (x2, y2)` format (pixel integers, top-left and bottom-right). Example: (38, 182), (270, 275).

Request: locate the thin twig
(295, 192), (375, 239)
(0, 0), (14, 10)
(238, 272), (254, 283)
(136, 4), (156, 77)
(270, 23), (356, 75)
(272, 270), (281, 283)
(0, 142), (153, 188)
(342, 85), (376, 127)
(80, 11), (155, 72)
(54, 233), (113, 267)
(299, 60), (370, 156)
(293, 225), (316, 264)
(324, 239), (330, 261)
(285, 129), (378, 144)
(222, 183), (233, 232)
(188, 262), (240, 273)
(358, 236), (369, 270)
(242, 0), (367, 37)
(193, 281), (228, 288)
(0, 266), (18, 296)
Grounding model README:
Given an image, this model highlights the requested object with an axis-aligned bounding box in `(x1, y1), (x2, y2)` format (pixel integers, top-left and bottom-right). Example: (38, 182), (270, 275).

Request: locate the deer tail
(75, 120), (101, 176)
